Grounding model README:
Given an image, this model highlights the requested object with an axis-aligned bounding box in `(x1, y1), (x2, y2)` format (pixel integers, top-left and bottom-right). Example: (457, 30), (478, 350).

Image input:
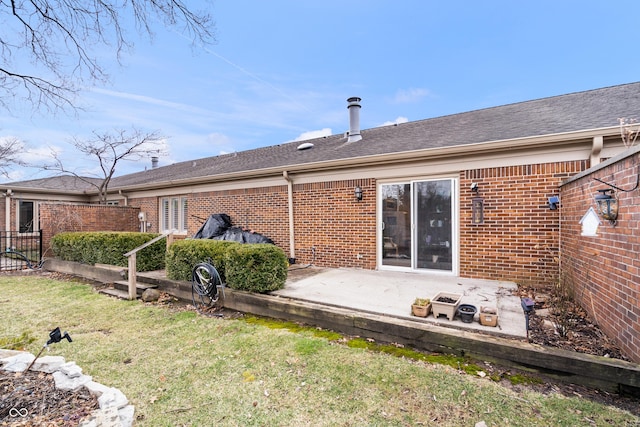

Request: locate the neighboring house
(2, 83), (639, 287)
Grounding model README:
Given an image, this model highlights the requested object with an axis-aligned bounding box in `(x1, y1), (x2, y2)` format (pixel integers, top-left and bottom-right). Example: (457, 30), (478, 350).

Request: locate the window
(18, 200), (36, 233)
(160, 196), (188, 233)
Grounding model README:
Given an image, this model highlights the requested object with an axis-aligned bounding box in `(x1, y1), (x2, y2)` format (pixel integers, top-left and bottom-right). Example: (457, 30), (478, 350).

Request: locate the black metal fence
(0, 230), (43, 270)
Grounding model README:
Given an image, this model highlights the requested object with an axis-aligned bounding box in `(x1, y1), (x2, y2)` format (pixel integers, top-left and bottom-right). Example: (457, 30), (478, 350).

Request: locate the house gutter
(118, 190), (128, 206)
(282, 171), (296, 263)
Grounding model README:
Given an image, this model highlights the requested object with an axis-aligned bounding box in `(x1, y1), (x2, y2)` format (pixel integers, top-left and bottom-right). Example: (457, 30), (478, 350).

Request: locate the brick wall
(39, 203), (140, 255)
(460, 161), (588, 286)
(176, 179), (376, 268)
(560, 150), (640, 363)
(189, 185), (290, 249)
(128, 196), (158, 232)
(292, 179), (376, 269)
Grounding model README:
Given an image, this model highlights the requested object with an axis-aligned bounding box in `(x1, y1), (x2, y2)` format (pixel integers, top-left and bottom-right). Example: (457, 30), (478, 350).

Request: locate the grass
(1, 274), (638, 426)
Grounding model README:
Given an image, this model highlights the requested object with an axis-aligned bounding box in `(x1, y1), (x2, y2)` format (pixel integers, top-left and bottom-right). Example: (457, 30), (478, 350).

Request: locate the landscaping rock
(141, 288), (161, 302)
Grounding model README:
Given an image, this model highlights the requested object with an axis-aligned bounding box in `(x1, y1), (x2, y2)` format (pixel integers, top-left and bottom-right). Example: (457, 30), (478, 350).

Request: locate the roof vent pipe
(347, 97), (362, 142)
(151, 156), (159, 169)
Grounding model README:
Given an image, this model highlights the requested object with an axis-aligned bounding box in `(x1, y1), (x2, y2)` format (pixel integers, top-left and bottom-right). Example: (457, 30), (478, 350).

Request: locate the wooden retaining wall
(44, 260), (640, 396)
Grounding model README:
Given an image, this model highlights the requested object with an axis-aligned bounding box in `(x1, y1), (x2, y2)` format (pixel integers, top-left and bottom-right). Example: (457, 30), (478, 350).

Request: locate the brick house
(1, 82), (638, 287)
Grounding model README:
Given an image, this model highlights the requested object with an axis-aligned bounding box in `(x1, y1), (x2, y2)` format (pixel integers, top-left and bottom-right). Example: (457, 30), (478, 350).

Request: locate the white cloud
(90, 87), (209, 115)
(393, 88), (431, 104)
(22, 144), (63, 164)
(378, 117), (409, 127)
(293, 128), (332, 142)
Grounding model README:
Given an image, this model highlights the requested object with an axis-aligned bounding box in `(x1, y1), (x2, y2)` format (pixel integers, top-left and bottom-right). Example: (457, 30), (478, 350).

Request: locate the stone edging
(0, 349), (134, 427)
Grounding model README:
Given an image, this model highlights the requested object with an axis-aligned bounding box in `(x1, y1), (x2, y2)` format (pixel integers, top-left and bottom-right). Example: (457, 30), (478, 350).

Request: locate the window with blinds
(160, 196), (188, 233)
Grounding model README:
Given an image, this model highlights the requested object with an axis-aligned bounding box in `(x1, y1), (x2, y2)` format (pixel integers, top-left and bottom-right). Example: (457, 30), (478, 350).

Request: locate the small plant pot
(457, 304), (477, 323)
(411, 303), (431, 317)
(431, 292), (462, 321)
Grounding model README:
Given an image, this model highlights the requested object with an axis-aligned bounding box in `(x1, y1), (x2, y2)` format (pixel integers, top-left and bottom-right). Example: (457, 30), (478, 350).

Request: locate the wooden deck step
(99, 287), (134, 300)
(113, 280), (158, 295)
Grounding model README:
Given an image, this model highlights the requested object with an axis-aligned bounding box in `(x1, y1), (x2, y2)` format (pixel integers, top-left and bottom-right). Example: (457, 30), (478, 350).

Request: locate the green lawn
(1, 274), (637, 426)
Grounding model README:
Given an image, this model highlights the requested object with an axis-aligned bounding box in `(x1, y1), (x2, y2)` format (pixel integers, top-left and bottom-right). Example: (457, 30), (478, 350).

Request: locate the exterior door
(415, 180), (453, 272)
(381, 183), (411, 267)
(380, 179), (455, 272)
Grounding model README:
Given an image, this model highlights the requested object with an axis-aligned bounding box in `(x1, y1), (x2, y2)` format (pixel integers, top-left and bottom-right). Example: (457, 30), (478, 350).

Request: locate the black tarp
(193, 213), (274, 244)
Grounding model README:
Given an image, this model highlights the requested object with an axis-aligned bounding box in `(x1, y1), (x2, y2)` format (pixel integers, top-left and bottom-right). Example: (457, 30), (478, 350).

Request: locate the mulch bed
(0, 369), (98, 426)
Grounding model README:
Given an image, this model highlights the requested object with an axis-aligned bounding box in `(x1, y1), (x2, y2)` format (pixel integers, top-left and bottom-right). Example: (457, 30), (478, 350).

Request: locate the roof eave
(110, 126), (617, 193)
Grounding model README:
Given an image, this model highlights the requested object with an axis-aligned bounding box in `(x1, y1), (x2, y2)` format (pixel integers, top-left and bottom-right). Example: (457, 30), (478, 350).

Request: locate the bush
(225, 244), (288, 293)
(51, 232), (166, 271)
(165, 239), (239, 282)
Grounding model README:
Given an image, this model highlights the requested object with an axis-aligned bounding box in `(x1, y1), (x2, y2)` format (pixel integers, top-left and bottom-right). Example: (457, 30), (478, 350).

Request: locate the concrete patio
(273, 267), (527, 339)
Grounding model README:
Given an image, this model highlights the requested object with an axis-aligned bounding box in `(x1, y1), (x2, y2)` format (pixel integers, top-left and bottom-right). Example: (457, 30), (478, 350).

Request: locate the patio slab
(273, 267), (527, 339)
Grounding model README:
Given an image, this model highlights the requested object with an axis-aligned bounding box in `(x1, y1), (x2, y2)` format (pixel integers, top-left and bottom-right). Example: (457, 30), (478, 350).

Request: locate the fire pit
(431, 292), (462, 321)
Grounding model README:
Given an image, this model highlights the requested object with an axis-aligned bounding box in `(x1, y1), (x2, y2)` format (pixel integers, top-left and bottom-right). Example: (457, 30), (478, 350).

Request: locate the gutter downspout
(282, 171), (296, 263)
(118, 190), (129, 206)
(590, 135), (604, 166)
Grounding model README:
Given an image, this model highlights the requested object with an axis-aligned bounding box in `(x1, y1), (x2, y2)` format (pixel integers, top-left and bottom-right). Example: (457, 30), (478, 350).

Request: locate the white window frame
(377, 176), (459, 275)
(159, 196), (188, 234)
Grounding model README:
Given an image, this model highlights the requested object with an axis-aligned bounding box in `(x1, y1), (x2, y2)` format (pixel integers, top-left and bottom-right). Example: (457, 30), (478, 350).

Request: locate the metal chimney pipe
(151, 156), (159, 169)
(347, 97), (362, 142)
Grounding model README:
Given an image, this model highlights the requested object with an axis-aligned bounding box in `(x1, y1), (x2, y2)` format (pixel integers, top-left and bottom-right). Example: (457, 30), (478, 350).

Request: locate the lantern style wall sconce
(594, 189), (618, 224)
(471, 197), (484, 224)
(354, 186), (363, 201)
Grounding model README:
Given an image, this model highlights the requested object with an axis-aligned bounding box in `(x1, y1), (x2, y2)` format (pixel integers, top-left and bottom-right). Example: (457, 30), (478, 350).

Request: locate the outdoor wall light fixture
(471, 197), (484, 225)
(548, 196), (559, 210)
(354, 186), (363, 201)
(591, 163), (639, 225)
(594, 189), (618, 224)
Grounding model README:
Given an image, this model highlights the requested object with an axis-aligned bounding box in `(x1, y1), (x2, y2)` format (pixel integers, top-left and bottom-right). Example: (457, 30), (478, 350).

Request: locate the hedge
(51, 232), (166, 272)
(224, 243), (288, 293)
(165, 239), (239, 282)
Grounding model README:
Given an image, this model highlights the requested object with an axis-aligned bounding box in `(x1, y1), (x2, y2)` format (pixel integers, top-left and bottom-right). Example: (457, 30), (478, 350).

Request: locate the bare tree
(0, 137), (26, 177)
(0, 1), (215, 113)
(45, 128), (166, 203)
(618, 117), (640, 148)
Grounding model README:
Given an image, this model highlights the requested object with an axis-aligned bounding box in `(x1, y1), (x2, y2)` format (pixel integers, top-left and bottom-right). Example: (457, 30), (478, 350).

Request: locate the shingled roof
(5, 82), (640, 193)
(108, 82), (640, 189)
(2, 175), (103, 193)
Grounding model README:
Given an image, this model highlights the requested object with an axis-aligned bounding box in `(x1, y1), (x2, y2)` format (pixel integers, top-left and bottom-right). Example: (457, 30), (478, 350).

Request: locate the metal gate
(0, 230), (43, 270)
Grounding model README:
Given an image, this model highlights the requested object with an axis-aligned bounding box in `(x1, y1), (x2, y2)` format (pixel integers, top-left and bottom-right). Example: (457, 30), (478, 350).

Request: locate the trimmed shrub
(51, 232), (166, 271)
(165, 239), (239, 282)
(225, 244), (288, 293)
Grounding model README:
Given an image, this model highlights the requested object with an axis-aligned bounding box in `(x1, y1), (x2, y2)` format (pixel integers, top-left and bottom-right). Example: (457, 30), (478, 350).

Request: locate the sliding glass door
(380, 179), (455, 272)
(381, 183), (412, 268)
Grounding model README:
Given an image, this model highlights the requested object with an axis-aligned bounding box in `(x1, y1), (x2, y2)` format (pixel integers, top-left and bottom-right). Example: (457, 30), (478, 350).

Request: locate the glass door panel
(415, 180), (453, 271)
(381, 183), (411, 267)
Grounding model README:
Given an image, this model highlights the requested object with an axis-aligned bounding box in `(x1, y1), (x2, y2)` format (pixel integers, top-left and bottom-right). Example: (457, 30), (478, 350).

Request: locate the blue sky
(1, 0), (639, 182)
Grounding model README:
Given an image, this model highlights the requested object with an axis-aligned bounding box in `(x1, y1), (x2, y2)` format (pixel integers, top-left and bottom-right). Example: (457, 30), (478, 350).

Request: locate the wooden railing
(123, 230), (175, 300)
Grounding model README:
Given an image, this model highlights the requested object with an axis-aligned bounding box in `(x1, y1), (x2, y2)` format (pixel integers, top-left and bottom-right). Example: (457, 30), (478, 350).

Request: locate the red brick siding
(560, 152), (640, 363)
(189, 186), (290, 249)
(128, 196), (158, 232)
(39, 203), (140, 255)
(292, 179), (376, 269)
(459, 161), (588, 286)
(137, 180), (377, 269)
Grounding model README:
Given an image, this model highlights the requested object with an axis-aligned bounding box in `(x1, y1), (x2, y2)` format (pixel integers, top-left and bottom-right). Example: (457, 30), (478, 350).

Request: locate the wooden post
(128, 252), (137, 300)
